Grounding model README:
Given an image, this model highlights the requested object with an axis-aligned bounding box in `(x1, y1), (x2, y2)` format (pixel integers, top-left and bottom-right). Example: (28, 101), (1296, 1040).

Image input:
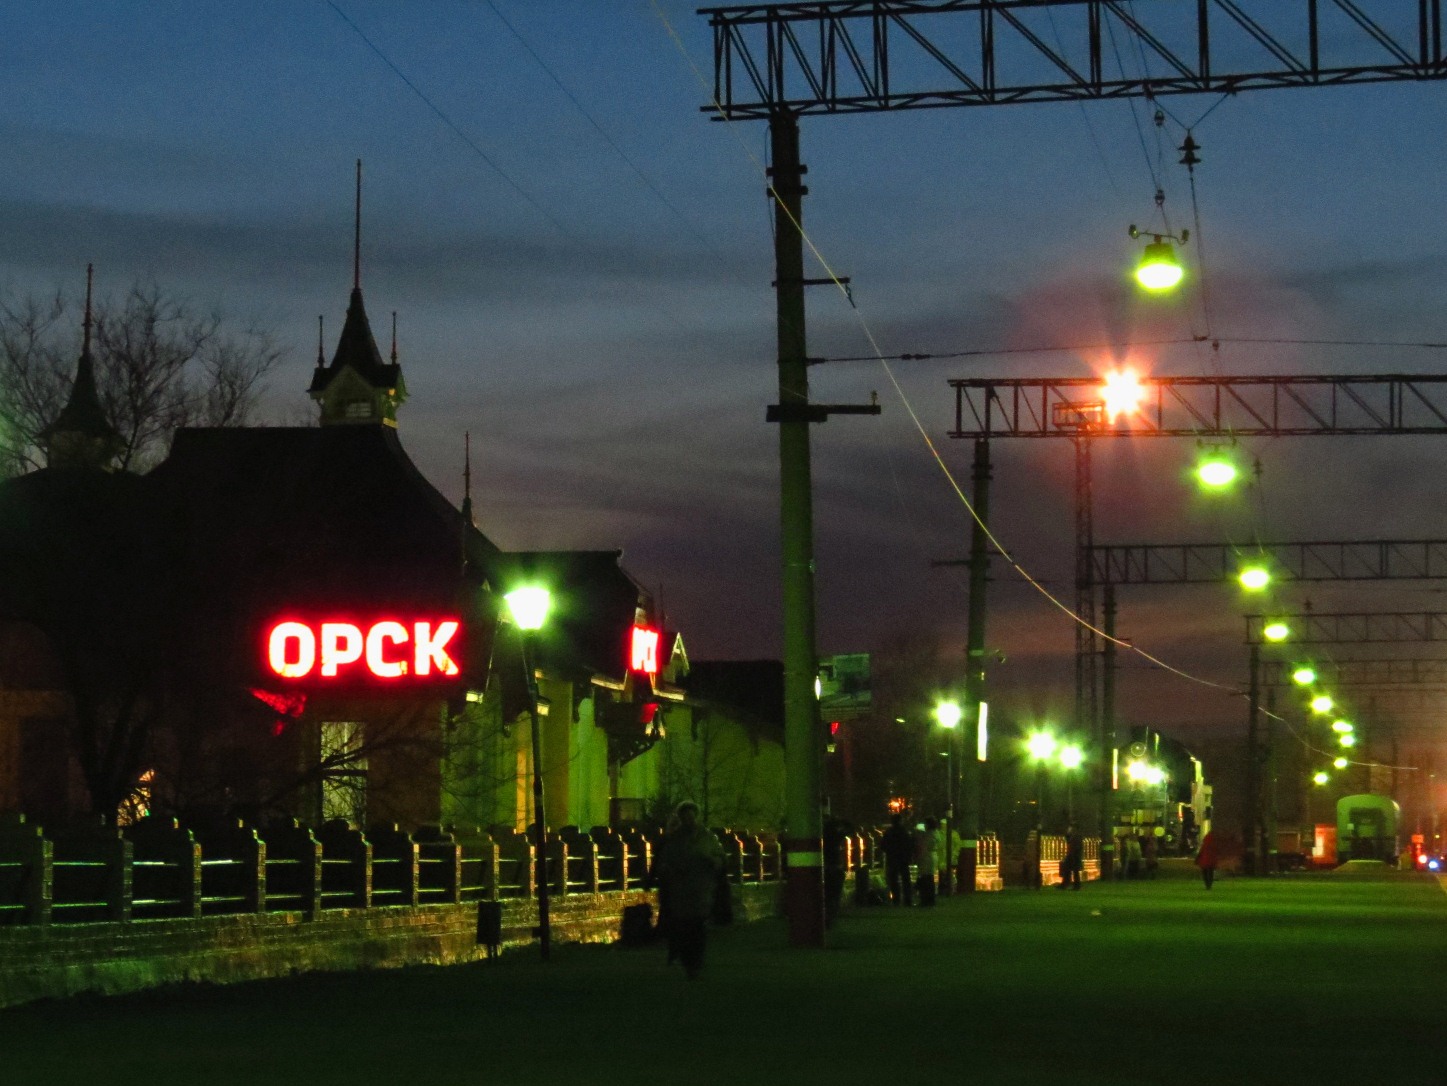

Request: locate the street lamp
(935, 700), (962, 895)
(505, 585), (552, 961)
(1025, 729), (1057, 889)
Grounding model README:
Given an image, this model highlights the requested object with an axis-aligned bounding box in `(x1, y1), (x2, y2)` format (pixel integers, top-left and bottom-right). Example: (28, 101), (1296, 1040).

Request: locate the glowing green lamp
(1136, 240), (1185, 292)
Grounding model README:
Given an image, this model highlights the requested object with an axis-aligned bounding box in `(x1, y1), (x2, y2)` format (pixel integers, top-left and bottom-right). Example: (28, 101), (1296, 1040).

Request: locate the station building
(0, 267), (782, 835)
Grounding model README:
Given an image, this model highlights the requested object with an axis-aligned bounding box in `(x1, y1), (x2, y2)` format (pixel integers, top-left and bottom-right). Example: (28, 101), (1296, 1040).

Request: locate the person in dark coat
(650, 802), (724, 978)
(1195, 828), (1219, 890)
(880, 813), (914, 906)
(1058, 823), (1084, 890)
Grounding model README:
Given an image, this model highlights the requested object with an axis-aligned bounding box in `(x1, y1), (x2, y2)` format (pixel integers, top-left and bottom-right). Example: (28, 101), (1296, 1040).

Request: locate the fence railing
(0, 813), (1030, 928)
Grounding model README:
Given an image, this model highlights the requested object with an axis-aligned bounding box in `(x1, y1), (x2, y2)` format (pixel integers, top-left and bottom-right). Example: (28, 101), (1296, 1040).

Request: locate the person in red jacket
(1195, 829), (1219, 890)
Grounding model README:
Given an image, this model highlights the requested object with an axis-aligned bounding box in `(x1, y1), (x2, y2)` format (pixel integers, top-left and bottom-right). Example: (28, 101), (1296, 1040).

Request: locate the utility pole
(1245, 643), (1261, 876)
(1101, 582), (1118, 879)
(959, 437), (991, 893)
(768, 111), (824, 948)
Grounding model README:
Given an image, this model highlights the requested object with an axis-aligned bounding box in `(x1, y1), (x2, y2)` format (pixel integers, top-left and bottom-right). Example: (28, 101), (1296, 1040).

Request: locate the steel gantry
(704, 0), (1446, 120)
(951, 374), (1447, 438)
(1090, 539), (1447, 585)
(699, 0), (1447, 936)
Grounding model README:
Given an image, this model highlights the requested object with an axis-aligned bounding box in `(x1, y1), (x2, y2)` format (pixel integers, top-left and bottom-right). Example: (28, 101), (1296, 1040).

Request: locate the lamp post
(505, 585), (552, 961)
(1058, 743), (1084, 822)
(935, 700), (962, 896)
(1026, 730), (1057, 889)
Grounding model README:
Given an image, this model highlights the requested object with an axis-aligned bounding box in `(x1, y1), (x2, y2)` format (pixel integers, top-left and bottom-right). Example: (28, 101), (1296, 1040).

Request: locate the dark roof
(684, 659), (784, 743)
(307, 288), (402, 394)
(149, 425), (497, 608)
(488, 550), (649, 680)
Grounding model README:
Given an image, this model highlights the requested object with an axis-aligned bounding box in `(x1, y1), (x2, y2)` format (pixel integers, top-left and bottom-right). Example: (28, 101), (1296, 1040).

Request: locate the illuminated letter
(365, 621), (409, 678)
(268, 621), (315, 678)
(320, 622), (364, 677)
(631, 626), (661, 674)
(413, 620), (460, 676)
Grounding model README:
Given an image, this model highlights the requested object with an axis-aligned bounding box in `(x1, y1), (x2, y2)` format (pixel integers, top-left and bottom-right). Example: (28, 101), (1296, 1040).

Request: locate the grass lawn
(3, 868), (1443, 1085)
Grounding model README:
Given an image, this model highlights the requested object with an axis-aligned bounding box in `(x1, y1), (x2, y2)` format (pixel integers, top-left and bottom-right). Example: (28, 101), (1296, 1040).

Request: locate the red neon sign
(630, 625), (661, 675)
(266, 619), (461, 681)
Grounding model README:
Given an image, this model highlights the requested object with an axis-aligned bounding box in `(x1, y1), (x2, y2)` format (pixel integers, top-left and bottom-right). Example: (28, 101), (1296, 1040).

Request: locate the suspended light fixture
(1129, 225), (1189, 293)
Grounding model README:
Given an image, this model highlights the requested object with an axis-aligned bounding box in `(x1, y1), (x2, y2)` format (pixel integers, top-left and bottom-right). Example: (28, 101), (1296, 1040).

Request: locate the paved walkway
(3, 866), (1444, 1085)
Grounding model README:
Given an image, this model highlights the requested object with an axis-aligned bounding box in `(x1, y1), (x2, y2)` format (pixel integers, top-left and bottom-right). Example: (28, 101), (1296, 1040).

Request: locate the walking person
(1125, 833), (1143, 879)
(650, 801), (724, 978)
(914, 817), (940, 906)
(1058, 823), (1084, 890)
(881, 813), (915, 906)
(1195, 828), (1219, 890)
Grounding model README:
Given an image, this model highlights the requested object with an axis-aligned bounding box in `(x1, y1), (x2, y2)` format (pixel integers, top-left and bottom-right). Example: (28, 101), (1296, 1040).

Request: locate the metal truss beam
(1245, 611), (1447, 644)
(1262, 657), (1447, 686)
(1091, 539), (1447, 585)
(950, 374), (1447, 438)
(703, 1), (1446, 119)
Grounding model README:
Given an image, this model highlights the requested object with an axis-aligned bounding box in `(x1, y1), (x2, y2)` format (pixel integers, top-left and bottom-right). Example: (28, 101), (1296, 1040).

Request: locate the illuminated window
(117, 769), (155, 826)
(320, 721), (367, 825)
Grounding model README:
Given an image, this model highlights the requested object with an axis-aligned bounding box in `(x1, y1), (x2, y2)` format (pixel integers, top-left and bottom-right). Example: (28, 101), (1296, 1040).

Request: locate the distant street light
(1263, 622), (1291, 643)
(505, 585), (553, 961)
(1197, 456), (1238, 489)
(1238, 566), (1270, 591)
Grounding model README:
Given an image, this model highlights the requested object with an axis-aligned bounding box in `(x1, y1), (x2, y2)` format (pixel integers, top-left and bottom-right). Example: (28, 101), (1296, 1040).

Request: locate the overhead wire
(324, 0), (571, 235)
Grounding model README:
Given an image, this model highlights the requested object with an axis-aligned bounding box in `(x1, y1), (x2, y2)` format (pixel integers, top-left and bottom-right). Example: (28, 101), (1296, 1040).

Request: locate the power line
(812, 336), (1447, 364)
(325, 1), (570, 235)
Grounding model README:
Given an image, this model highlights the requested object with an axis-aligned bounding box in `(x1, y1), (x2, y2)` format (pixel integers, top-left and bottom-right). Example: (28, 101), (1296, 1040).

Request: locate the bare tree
(0, 279), (283, 476)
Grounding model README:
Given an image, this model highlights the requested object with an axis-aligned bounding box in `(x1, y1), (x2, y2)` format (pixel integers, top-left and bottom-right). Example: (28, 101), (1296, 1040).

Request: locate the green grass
(3, 870), (1444, 1085)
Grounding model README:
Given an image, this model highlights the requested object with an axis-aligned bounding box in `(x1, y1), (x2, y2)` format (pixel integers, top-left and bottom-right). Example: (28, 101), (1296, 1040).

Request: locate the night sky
(4, 2), (1446, 756)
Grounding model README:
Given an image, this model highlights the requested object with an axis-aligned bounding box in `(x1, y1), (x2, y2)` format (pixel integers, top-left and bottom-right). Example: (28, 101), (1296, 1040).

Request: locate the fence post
(0, 813), (52, 925)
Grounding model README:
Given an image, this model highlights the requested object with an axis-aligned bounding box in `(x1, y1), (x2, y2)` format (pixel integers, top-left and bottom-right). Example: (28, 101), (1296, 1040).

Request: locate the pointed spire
(306, 160), (407, 426)
(353, 158), (362, 293)
(317, 315), (325, 365)
(40, 264), (120, 469)
(391, 311), (398, 365)
(82, 263), (94, 355)
(461, 431), (474, 524)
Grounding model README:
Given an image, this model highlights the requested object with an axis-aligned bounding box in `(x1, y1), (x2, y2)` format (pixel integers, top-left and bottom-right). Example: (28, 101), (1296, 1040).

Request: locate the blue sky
(4, 1), (1447, 745)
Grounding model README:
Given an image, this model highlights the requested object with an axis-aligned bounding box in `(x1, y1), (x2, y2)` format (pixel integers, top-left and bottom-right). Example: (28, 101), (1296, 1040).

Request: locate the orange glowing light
(1100, 369), (1146, 423)
(266, 619), (460, 681)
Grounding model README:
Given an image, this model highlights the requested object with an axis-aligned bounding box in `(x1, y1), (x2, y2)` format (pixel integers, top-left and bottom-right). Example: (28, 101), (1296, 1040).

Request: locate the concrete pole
(959, 437), (992, 894)
(1265, 683), (1278, 873)
(769, 111), (824, 947)
(1245, 643), (1261, 876)
(523, 634), (551, 961)
(1100, 582), (1117, 879)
